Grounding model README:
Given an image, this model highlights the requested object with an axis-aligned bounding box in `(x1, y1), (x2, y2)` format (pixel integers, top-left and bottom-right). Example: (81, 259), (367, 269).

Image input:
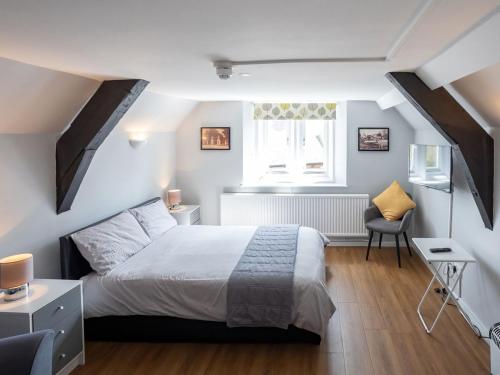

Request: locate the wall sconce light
(128, 132), (148, 149)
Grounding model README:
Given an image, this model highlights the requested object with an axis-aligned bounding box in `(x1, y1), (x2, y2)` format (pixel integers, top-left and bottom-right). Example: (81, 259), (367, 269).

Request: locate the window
(254, 120), (333, 184)
(409, 144), (416, 174)
(243, 102), (346, 186)
(425, 145), (439, 169)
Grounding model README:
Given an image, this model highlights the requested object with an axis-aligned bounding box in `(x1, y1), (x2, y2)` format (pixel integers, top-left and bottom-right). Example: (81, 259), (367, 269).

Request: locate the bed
(60, 198), (335, 344)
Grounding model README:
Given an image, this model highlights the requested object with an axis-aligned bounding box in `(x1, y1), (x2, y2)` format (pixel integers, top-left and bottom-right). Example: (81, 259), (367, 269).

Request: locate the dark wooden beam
(386, 72), (494, 229)
(56, 79), (149, 214)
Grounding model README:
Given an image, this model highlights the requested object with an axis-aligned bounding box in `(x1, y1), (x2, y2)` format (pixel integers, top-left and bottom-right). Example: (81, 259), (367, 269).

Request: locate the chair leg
(403, 232), (412, 256)
(378, 233), (383, 249)
(366, 230), (374, 261)
(395, 234), (401, 268)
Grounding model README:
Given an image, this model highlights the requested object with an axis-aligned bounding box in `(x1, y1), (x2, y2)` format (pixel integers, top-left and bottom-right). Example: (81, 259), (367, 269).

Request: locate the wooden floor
(74, 246), (489, 375)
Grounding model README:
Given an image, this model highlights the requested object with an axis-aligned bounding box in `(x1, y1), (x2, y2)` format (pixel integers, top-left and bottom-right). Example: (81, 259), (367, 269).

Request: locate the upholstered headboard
(59, 197), (161, 280)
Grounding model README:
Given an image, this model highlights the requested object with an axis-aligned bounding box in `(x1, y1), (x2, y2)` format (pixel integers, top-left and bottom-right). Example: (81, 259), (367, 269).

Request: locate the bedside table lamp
(0, 253), (34, 301)
(167, 189), (182, 210)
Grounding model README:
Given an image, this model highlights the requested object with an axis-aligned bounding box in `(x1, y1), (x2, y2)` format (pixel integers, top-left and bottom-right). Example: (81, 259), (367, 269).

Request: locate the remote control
(430, 247), (452, 253)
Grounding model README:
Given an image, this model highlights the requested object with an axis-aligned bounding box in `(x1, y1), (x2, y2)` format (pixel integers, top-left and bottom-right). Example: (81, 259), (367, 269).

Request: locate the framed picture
(200, 127), (230, 150)
(358, 127), (389, 151)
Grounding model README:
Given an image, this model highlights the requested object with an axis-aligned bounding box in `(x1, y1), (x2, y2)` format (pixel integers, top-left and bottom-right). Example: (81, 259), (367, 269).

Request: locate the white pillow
(129, 200), (177, 240)
(71, 211), (151, 275)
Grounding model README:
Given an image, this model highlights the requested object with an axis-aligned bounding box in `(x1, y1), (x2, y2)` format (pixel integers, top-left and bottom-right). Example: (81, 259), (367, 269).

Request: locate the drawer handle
(57, 305), (64, 311)
(57, 330), (65, 335)
(59, 353), (66, 360)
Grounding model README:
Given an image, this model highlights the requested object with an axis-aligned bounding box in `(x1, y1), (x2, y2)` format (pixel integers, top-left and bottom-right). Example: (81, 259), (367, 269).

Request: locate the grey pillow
(71, 211), (151, 275)
(129, 200), (177, 241)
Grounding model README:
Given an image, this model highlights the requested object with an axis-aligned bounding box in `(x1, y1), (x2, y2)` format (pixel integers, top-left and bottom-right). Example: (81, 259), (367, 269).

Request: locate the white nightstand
(0, 279), (84, 374)
(169, 205), (200, 225)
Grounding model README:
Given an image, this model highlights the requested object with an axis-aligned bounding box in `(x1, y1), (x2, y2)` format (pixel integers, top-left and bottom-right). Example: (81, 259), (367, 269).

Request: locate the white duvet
(81, 225), (335, 336)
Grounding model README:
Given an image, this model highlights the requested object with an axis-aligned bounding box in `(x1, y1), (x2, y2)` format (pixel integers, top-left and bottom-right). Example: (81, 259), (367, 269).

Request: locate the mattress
(81, 225), (335, 336)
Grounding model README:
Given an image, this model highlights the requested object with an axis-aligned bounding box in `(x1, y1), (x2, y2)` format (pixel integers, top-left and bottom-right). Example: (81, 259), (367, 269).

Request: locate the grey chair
(0, 329), (55, 375)
(364, 194), (414, 268)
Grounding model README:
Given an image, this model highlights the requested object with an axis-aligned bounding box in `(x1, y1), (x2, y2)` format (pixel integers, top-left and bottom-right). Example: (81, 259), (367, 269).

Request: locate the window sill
(240, 182), (348, 188)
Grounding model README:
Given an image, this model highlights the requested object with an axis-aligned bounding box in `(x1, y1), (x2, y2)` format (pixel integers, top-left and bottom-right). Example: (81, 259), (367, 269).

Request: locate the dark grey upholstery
(366, 211), (414, 234)
(366, 217), (401, 234)
(0, 330), (55, 375)
(365, 193), (414, 267)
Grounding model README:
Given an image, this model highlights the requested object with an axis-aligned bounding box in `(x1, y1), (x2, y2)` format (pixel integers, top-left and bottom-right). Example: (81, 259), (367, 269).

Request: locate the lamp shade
(0, 253), (34, 289)
(167, 189), (182, 206)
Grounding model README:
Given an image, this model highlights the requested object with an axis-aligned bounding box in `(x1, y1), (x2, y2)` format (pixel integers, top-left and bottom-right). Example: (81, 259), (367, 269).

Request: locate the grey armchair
(0, 329), (55, 375)
(364, 195), (414, 268)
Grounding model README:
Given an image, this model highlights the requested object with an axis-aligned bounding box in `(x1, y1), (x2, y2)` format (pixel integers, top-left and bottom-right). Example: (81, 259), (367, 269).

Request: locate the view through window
(254, 119), (334, 184)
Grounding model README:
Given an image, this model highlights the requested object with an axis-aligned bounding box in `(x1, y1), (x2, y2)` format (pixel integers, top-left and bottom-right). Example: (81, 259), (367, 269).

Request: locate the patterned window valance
(253, 103), (336, 120)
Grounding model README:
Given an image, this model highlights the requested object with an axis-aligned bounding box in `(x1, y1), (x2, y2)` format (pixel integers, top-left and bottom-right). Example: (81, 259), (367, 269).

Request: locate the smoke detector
(214, 61), (233, 80)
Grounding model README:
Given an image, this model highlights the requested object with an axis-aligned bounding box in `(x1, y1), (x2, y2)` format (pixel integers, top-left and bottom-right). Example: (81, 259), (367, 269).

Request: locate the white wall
(176, 100), (414, 224)
(413, 126), (500, 333)
(0, 127), (176, 278)
(176, 102), (244, 225)
(411, 130), (453, 237)
(344, 101), (414, 197)
(399, 56), (500, 332)
(0, 59), (188, 278)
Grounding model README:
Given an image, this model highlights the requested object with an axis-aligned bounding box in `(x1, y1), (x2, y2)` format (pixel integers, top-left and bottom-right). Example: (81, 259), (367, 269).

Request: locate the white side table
(413, 238), (475, 334)
(169, 205), (200, 225)
(0, 279), (85, 374)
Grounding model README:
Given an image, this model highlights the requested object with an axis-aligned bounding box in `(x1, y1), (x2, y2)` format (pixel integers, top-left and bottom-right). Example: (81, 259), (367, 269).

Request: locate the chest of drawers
(0, 279), (84, 374)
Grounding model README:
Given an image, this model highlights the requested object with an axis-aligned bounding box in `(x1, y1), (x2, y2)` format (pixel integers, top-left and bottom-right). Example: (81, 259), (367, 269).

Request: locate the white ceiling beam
(386, 0), (436, 60)
(417, 8), (500, 89)
(376, 88), (407, 110)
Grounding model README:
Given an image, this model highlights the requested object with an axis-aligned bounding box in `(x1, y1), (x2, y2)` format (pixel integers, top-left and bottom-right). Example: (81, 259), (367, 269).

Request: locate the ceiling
(452, 62), (500, 127)
(118, 91), (198, 133)
(0, 57), (99, 133)
(0, 56), (198, 134)
(0, 0), (497, 101)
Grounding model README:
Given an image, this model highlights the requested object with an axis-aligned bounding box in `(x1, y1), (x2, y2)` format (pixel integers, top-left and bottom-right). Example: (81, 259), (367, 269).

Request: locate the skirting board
(328, 240), (399, 247)
(327, 237), (398, 247)
(452, 293), (489, 344)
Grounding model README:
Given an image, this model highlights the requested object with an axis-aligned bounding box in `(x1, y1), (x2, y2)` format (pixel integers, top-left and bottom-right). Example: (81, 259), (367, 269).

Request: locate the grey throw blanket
(226, 225), (299, 329)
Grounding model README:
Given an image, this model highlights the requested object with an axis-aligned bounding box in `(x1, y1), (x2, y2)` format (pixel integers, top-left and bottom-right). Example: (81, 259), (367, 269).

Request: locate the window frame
(242, 102), (347, 188)
(252, 119), (335, 185)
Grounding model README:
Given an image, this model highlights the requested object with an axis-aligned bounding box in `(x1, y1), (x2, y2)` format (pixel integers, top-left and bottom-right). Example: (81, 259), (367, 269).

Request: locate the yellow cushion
(372, 181), (416, 221)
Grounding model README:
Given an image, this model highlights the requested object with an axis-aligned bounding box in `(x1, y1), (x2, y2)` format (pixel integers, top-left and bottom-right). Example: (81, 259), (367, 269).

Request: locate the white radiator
(220, 193), (369, 237)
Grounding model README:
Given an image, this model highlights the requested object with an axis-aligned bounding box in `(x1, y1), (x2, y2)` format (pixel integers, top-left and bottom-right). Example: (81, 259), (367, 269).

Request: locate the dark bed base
(85, 315), (321, 344)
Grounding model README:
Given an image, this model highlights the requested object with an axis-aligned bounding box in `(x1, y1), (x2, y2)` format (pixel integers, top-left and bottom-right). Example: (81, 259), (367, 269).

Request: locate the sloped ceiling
(394, 62), (500, 132)
(394, 101), (430, 130)
(0, 58), (197, 134)
(0, 57), (99, 134)
(118, 91), (198, 133)
(390, 7), (500, 132)
(388, 72), (494, 229)
(0, 0), (497, 101)
(394, 63), (500, 130)
(452, 62), (500, 127)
